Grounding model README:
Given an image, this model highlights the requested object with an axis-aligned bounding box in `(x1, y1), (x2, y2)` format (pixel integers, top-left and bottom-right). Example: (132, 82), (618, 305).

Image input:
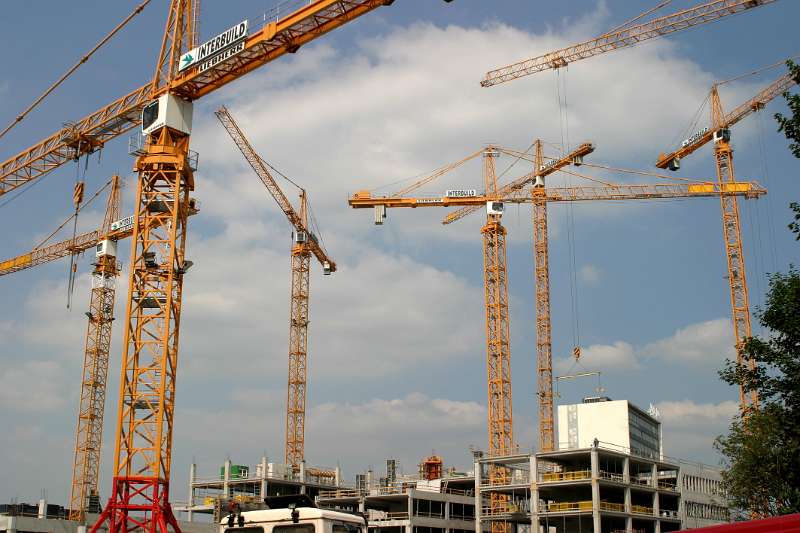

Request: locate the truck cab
(219, 495), (365, 533)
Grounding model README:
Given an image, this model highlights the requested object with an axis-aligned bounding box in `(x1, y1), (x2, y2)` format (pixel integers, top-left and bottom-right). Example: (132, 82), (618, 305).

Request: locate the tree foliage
(775, 60), (800, 159)
(715, 268), (800, 516)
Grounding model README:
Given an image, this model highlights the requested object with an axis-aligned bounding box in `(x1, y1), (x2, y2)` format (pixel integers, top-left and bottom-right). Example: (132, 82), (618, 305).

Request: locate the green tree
(775, 60), (800, 159)
(715, 268), (800, 516)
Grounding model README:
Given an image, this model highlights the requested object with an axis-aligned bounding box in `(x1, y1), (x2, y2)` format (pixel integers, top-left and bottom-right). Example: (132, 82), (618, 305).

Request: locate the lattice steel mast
(68, 175), (122, 522)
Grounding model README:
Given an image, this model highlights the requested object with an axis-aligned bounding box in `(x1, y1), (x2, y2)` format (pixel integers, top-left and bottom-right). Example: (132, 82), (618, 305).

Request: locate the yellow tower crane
(214, 105), (335, 472)
(351, 146), (766, 461)
(0, 1), (454, 532)
(481, 0), (778, 87)
(0, 177), (130, 523)
(655, 66), (798, 412)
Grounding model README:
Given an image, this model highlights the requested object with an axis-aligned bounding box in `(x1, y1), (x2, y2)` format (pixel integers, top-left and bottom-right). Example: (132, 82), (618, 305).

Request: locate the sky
(1, 0), (799, 508)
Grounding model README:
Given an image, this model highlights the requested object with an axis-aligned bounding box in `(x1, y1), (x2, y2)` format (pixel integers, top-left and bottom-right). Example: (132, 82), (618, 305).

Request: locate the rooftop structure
(318, 459), (476, 533)
(557, 397), (663, 460)
(178, 457), (343, 522)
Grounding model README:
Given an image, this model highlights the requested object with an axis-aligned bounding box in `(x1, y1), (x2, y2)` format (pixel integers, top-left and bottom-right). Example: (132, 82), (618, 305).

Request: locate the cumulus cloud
(555, 318), (734, 373)
(641, 318), (734, 363)
(175, 392), (485, 479)
(0, 361), (70, 412)
(656, 399), (738, 460)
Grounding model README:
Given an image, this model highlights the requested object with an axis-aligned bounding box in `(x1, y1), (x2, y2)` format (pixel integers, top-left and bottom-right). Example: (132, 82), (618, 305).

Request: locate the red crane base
(90, 477), (182, 533)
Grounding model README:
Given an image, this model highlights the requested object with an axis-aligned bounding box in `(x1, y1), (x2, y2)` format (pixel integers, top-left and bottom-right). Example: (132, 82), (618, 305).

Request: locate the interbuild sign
(179, 20), (249, 73)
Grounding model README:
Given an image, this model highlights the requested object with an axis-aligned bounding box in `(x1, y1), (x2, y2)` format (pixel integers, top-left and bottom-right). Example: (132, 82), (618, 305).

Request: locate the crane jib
(179, 20), (248, 72)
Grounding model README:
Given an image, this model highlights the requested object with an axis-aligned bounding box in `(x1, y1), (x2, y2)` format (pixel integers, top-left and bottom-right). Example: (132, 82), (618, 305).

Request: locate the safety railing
(659, 509), (679, 519)
(599, 502), (626, 513)
(541, 469), (591, 482)
(599, 470), (624, 483)
(630, 477), (653, 487)
(370, 512), (410, 522)
(413, 510), (445, 519)
(545, 500), (594, 512)
(318, 488), (362, 499)
(658, 481), (678, 491)
(631, 505), (654, 515)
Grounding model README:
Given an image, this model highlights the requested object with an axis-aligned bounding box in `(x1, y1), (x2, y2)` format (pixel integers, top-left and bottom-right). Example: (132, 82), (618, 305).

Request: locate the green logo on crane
(179, 47), (199, 71)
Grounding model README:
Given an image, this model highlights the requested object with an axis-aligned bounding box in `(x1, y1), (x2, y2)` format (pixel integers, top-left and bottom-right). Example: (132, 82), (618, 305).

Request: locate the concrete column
(625, 516), (632, 533)
(530, 455), (540, 533)
(37, 499), (46, 519)
(188, 462), (196, 522)
(300, 461), (307, 494)
(623, 457), (630, 484)
(260, 457), (268, 499)
(224, 459), (232, 498)
(7, 516), (17, 533)
(624, 487), (631, 513)
(407, 492), (415, 533)
(653, 463), (661, 533)
(590, 449), (601, 533)
(474, 457), (482, 533)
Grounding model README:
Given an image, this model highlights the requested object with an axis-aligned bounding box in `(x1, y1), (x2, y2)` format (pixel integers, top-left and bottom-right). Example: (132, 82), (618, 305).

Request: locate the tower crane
(68, 176), (122, 523)
(350, 146), (766, 458)
(0, 177), (132, 522)
(0, 2), (454, 532)
(481, 0), (778, 87)
(655, 67), (797, 412)
(214, 105), (335, 472)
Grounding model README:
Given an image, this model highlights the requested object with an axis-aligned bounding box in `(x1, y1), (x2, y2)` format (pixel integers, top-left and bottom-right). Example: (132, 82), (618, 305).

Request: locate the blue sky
(1, 0), (799, 507)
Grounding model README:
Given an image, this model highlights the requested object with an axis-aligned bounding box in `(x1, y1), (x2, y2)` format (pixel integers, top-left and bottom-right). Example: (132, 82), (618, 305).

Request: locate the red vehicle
(680, 514), (800, 532)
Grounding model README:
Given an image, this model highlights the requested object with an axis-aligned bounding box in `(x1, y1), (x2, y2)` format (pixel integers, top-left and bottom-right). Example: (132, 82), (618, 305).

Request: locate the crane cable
(0, 0), (152, 141)
(555, 67), (582, 353)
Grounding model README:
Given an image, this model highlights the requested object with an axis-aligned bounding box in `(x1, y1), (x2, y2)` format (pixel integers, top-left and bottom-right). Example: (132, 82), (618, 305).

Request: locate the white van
(218, 496), (365, 533)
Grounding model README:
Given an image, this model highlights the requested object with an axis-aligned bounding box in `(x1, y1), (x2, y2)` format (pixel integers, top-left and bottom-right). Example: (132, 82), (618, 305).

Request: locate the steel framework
(710, 88), (758, 411)
(214, 106), (335, 470)
(68, 176), (122, 522)
(481, 0), (777, 87)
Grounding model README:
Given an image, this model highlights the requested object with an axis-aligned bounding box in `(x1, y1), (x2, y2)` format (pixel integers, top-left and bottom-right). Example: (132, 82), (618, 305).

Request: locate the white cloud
(555, 318), (733, 373)
(641, 318), (734, 363)
(0, 361), (69, 412)
(175, 392), (485, 478)
(656, 399), (738, 460)
(556, 340), (639, 373)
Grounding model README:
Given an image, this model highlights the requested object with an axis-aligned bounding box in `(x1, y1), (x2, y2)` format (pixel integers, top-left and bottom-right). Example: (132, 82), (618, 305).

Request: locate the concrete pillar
(625, 516), (632, 533)
(474, 457), (482, 533)
(590, 448), (601, 533)
(7, 516), (17, 533)
(37, 499), (46, 519)
(188, 462), (197, 522)
(623, 457), (630, 484)
(407, 492), (414, 533)
(624, 487), (631, 513)
(224, 459), (231, 498)
(300, 461), (307, 494)
(530, 454), (540, 533)
(653, 463), (661, 533)
(260, 457), (268, 499)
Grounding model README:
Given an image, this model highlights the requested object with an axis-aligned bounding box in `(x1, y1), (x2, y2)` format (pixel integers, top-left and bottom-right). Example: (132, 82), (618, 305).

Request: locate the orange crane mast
(69, 176), (123, 522)
(214, 105), (335, 472)
(655, 68), (797, 412)
(481, 0), (778, 87)
(0, 177), (134, 522)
